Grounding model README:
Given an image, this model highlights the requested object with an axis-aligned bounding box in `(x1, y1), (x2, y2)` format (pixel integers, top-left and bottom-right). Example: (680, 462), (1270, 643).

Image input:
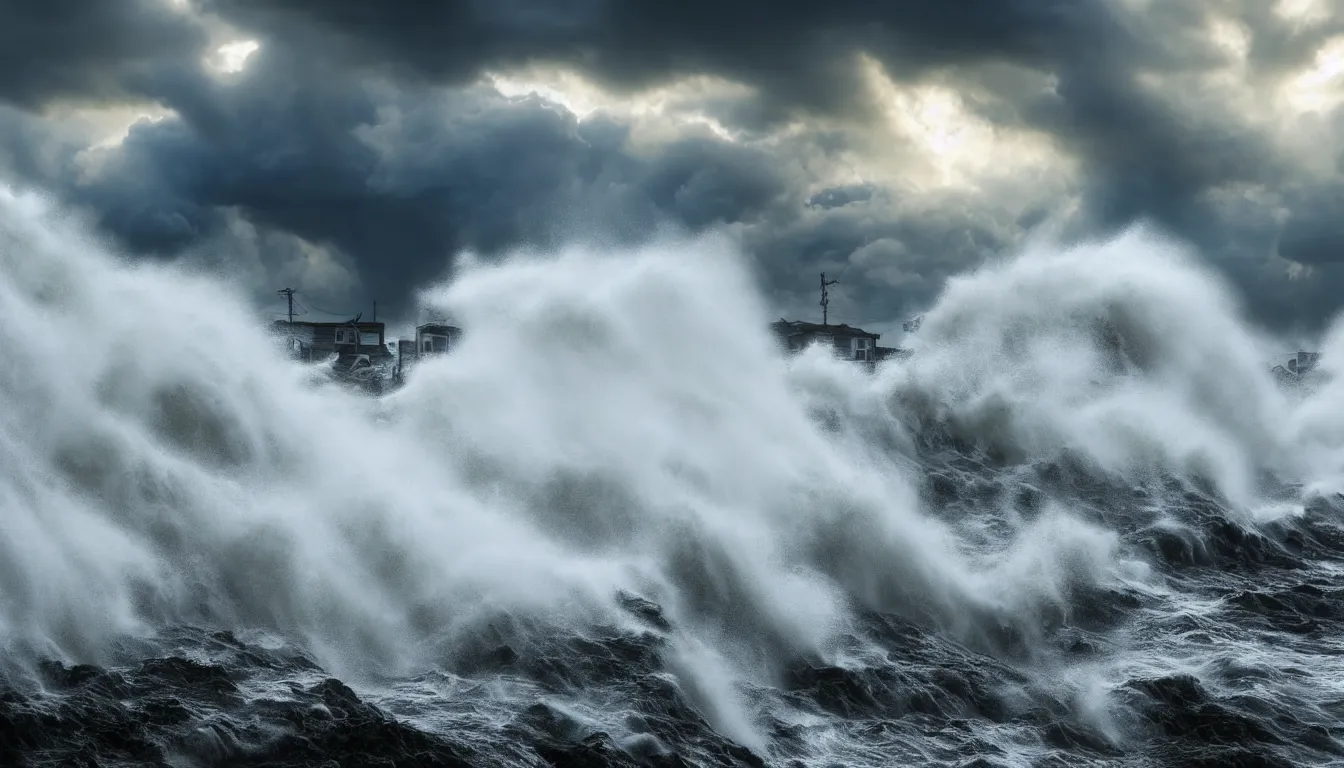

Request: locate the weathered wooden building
(414, 323), (463, 357)
(769, 272), (909, 366)
(769, 319), (907, 364)
(271, 320), (394, 364)
(771, 320), (877, 361)
(393, 322), (464, 382)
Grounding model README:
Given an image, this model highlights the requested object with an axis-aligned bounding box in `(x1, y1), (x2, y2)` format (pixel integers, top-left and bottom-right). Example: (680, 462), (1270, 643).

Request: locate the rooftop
(272, 319), (384, 329)
(417, 322), (461, 332)
(770, 319), (881, 339)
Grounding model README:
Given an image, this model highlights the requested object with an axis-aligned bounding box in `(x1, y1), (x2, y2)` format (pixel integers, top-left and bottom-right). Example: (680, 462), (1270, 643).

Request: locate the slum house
(272, 319), (394, 365)
(414, 322), (463, 357)
(770, 273), (909, 367)
(394, 322), (464, 381)
(769, 320), (907, 365)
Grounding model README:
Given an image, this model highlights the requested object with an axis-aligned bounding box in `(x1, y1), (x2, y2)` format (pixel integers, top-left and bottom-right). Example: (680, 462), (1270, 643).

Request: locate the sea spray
(4, 184), (1344, 765)
(881, 226), (1301, 509)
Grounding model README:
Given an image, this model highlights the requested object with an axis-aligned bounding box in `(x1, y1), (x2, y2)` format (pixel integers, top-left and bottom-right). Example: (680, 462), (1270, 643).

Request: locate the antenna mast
(278, 287), (295, 324)
(820, 273), (839, 326)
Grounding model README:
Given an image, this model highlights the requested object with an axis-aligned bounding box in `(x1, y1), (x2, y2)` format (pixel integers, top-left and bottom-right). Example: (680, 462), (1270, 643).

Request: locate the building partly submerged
(768, 273), (910, 367)
(768, 320), (907, 366)
(392, 322), (463, 384)
(273, 313), (470, 392)
(1272, 350), (1322, 385)
(271, 316), (396, 394)
(270, 273), (915, 395)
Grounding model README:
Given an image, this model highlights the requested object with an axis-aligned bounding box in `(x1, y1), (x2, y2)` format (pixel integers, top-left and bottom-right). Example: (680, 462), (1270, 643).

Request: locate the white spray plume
(3, 187), (1339, 747)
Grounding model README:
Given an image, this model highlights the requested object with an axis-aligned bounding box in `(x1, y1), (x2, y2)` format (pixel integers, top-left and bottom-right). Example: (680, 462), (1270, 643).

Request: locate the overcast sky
(4, 0), (1344, 335)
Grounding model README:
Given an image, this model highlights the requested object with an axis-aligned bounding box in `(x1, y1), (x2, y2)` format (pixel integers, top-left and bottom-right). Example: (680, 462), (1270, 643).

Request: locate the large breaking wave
(3, 184), (1343, 767)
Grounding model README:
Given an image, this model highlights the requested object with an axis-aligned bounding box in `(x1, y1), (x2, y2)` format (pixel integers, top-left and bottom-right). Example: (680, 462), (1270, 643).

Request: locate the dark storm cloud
(21, 42), (793, 315)
(187, 0), (1344, 328)
(191, 0), (1129, 321)
(1037, 66), (1278, 242)
(206, 0), (1134, 123)
(3, 0), (1344, 330)
(0, 0), (206, 108)
(807, 184), (876, 211)
(1276, 182), (1344, 303)
(736, 181), (1013, 331)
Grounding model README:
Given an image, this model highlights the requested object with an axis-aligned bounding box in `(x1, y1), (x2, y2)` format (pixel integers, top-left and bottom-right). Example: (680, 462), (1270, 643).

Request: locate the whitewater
(3, 183), (1344, 767)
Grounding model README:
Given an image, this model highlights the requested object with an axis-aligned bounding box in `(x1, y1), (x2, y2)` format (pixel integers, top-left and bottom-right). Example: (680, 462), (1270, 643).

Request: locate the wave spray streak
(2, 185), (1342, 764)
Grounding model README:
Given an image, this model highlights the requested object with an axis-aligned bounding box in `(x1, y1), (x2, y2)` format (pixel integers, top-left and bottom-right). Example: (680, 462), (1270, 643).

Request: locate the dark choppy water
(4, 187), (1344, 767)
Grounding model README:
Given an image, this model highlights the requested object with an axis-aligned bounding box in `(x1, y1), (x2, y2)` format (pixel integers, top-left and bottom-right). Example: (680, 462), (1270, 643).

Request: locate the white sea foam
(1, 185), (1341, 756)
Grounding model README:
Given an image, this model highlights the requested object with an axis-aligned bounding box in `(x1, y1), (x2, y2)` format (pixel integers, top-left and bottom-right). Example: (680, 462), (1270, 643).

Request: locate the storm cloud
(1, 0), (204, 107)
(2, 0), (1344, 332)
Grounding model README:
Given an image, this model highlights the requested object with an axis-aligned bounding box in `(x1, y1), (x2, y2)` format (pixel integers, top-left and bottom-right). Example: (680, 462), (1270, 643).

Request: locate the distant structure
(393, 321), (464, 382)
(769, 272), (907, 366)
(269, 290), (470, 394)
(271, 317), (393, 365)
(1272, 350), (1321, 384)
(820, 272), (839, 325)
(269, 287), (396, 394)
(414, 322), (463, 357)
(770, 319), (896, 362)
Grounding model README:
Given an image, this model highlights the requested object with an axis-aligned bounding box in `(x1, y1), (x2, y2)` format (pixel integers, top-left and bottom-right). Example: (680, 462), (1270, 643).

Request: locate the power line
(270, 296), (308, 321)
(290, 297), (315, 317)
(272, 287), (372, 322)
(277, 287), (295, 323)
(295, 291), (360, 318)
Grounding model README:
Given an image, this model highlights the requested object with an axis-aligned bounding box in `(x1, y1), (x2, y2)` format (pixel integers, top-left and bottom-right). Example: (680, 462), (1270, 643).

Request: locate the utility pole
(820, 273), (839, 326)
(278, 287), (295, 324)
(372, 300), (377, 322)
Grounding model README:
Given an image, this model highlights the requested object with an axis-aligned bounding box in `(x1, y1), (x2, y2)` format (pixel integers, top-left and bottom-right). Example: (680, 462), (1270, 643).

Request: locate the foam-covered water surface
(3, 184), (1344, 767)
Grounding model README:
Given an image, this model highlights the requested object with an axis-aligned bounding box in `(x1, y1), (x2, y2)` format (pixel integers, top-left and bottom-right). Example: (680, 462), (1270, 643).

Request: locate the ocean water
(2, 183), (1344, 767)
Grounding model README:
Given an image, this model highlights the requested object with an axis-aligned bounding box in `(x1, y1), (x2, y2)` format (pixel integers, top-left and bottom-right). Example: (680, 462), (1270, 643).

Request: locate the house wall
(791, 331), (879, 361)
(273, 321), (391, 362)
(415, 326), (461, 357)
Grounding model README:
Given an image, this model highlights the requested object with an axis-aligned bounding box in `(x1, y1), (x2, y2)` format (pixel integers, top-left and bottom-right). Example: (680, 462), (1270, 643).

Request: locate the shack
(271, 319), (394, 364)
(414, 322), (463, 358)
(393, 322), (464, 383)
(770, 272), (908, 366)
(770, 319), (884, 361)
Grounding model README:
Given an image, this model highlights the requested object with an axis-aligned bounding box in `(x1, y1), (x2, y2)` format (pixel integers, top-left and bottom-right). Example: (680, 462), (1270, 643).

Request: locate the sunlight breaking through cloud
(206, 39), (260, 75)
